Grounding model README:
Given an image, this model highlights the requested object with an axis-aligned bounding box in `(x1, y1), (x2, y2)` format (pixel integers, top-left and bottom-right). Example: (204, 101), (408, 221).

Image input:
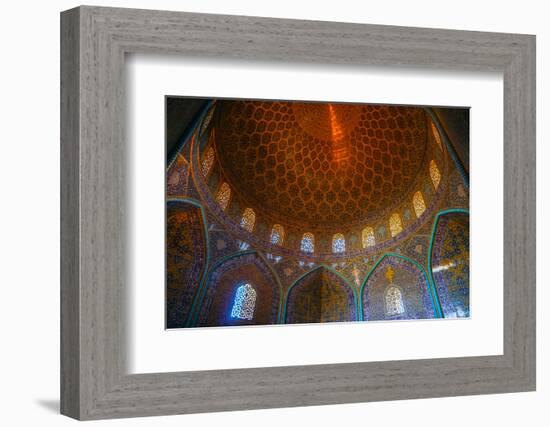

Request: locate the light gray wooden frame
(60, 5), (536, 420)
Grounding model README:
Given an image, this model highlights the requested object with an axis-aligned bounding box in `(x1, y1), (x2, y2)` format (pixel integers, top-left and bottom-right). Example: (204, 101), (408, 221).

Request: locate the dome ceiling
(214, 101), (429, 229)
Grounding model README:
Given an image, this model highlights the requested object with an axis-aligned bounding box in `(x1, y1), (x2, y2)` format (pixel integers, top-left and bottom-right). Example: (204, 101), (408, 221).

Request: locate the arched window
(240, 208), (256, 232)
(270, 224), (284, 245)
(230, 283), (256, 320)
(201, 146), (215, 177)
(431, 122), (443, 151)
(332, 233), (346, 254)
(200, 105), (216, 135)
(389, 213), (403, 237)
(362, 227), (375, 248)
(412, 191), (426, 218)
(385, 286), (405, 316)
(215, 182), (231, 211)
(430, 160), (441, 189)
(301, 232), (315, 254)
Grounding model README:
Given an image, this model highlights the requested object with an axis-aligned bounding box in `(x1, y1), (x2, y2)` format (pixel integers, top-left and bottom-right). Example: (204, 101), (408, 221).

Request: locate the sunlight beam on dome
(329, 104), (350, 164)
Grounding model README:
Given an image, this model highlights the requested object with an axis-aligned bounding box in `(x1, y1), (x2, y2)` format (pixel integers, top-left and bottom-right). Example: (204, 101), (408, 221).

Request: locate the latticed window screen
(301, 232), (315, 253)
(430, 160), (441, 189)
(389, 213), (403, 237)
(240, 208), (256, 232)
(332, 233), (346, 253)
(430, 122), (443, 150)
(230, 283), (256, 320)
(270, 224), (284, 245)
(215, 182), (231, 211)
(201, 146), (215, 177)
(385, 286), (405, 316)
(412, 191), (427, 218)
(362, 227), (375, 248)
(200, 104), (216, 135)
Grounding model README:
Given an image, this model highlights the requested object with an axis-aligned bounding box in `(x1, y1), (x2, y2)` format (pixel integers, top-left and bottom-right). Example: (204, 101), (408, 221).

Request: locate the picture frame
(60, 5), (536, 420)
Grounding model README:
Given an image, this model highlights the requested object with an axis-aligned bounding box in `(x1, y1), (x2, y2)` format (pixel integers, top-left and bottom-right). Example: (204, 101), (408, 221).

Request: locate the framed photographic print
(61, 6), (536, 420)
(165, 97), (467, 329)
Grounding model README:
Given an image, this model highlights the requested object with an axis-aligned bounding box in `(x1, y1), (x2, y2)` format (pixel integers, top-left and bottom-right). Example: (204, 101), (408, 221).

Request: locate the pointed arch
(428, 209), (470, 318)
(189, 250), (282, 327)
(360, 253), (441, 321)
(165, 198), (210, 328)
(284, 265), (358, 324)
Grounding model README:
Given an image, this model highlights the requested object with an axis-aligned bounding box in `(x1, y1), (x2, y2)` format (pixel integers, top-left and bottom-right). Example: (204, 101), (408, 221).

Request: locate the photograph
(166, 98), (470, 328)
(1, 1), (537, 424)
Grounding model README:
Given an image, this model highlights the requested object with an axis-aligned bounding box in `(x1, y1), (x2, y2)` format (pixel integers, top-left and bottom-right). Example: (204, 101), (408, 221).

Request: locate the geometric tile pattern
(216, 101), (428, 228)
(431, 212), (470, 318)
(286, 268), (357, 323)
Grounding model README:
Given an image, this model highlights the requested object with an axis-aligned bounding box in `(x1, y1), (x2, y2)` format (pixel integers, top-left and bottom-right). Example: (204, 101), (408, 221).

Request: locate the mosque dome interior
(166, 97), (470, 328)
